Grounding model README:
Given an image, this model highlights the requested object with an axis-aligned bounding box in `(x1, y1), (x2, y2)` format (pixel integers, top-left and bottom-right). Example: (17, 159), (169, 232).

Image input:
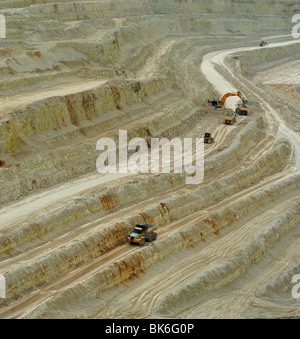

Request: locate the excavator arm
(219, 91), (246, 107)
(218, 92), (236, 107)
(209, 91), (247, 109)
(208, 91), (249, 118)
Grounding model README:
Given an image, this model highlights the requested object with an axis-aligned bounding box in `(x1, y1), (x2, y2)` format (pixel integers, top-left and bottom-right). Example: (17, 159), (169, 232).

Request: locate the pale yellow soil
(0, 0), (299, 319)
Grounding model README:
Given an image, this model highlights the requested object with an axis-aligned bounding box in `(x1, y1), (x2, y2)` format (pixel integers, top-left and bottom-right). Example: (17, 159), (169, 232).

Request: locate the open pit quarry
(0, 0), (300, 319)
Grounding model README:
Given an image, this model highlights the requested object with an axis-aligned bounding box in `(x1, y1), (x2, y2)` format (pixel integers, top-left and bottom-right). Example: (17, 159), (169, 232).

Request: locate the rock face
(0, 0), (299, 319)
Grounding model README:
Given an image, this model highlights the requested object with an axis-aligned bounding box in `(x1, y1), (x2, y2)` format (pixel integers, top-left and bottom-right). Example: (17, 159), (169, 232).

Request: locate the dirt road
(0, 0), (299, 319)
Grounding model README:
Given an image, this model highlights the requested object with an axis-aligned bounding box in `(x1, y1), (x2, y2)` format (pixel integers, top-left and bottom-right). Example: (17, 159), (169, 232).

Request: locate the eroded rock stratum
(0, 0), (299, 319)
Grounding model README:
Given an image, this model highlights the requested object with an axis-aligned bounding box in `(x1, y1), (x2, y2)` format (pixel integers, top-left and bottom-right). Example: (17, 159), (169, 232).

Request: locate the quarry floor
(0, 1), (299, 319)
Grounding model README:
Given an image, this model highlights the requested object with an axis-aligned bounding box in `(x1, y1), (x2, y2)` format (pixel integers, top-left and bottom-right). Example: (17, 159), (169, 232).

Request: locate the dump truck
(204, 132), (214, 144)
(224, 112), (236, 125)
(128, 224), (158, 246)
(235, 103), (249, 116)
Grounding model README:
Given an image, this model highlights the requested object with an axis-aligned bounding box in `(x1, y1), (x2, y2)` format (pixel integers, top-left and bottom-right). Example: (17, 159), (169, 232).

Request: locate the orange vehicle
(224, 112), (237, 125)
(235, 103), (248, 116)
(128, 224), (158, 246)
(208, 91), (248, 109)
(204, 133), (214, 144)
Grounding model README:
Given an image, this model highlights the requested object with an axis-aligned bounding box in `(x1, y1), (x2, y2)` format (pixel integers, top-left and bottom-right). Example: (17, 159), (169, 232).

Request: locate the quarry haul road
(0, 118), (240, 236)
(103, 196), (300, 320)
(202, 39), (300, 172)
(76, 40), (300, 320)
(1, 189), (298, 319)
(0, 80), (108, 118)
(0, 36), (299, 319)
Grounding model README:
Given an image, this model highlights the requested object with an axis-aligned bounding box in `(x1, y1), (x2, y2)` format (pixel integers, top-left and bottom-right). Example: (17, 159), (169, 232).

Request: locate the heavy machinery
(260, 41), (268, 47)
(208, 91), (248, 109)
(208, 99), (218, 107)
(128, 224), (158, 246)
(204, 132), (214, 144)
(224, 112), (237, 125)
(235, 101), (249, 116)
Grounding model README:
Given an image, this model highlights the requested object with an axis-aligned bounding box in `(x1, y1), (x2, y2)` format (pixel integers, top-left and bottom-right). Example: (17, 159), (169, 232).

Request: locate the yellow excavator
(208, 91), (249, 116)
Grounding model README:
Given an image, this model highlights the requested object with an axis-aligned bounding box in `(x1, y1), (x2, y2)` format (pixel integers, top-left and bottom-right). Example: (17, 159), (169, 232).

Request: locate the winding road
(0, 32), (299, 318)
